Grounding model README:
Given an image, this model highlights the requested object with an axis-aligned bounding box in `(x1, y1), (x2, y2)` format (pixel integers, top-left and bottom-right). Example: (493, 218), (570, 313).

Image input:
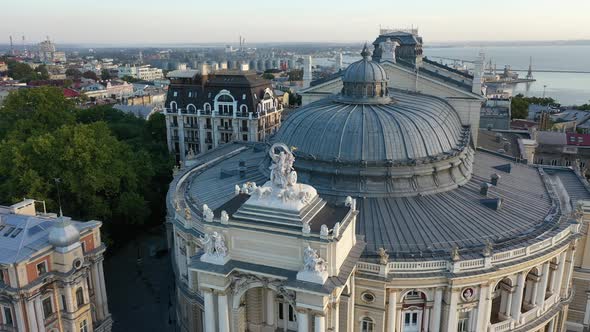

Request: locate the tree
(262, 73), (275, 80)
(510, 94), (559, 120)
(66, 68), (82, 79)
(37, 65), (50, 80)
(288, 69), (303, 81)
(0, 88), (173, 247)
(82, 70), (98, 81)
(7, 61), (39, 82)
(101, 69), (111, 80)
(121, 75), (139, 83)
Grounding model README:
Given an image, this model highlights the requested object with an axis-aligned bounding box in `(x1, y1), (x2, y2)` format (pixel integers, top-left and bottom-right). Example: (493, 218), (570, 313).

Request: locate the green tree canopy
(0, 87), (173, 246)
(82, 70), (99, 81)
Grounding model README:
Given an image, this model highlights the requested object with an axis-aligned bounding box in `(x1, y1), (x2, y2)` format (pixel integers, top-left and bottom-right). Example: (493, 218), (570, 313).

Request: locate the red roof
(566, 133), (590, 146)
(63, 88), (80, 98)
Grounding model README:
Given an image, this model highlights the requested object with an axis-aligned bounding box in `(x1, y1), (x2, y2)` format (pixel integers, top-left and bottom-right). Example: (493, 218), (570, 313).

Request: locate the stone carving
(199, 233), (214, 255)
(184, 206), (192, 221)
(187, 148), (196, 160)
(202, 204), (214, 222)
(212, 232), (227, 257)
(254, 186), (273, 198)
(277, 187), (311, 204)
(173, 165), (180, 175)
(303, 245), (327, 273)
(199, 231), (228, 265)
(174, 198), (181, 212)
(220, 210), (229, 224)
(234, 185), (241, 195)
(451, 245), (461, 262)
(241, 182), (257, 195)
(269, 143), (296, 189)
(333, 222), (341, 237)
(302, 221), (311, 234)
(483, 240), (493, 257)
(230, 273), (296, 306)
(378, 247), (389, 265)
(320, 224), (329, 237)
(344, 196), (356, 210)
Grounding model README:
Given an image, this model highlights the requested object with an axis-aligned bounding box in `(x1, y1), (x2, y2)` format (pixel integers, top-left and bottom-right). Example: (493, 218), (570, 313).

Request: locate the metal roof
(274, 89), (464, 163)
(0, 211), (100, 264)
(181, 144), (589, 260)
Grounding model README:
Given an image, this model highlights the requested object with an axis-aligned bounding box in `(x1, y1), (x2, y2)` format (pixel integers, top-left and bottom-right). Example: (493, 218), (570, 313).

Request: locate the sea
(317, 45), (590, 106)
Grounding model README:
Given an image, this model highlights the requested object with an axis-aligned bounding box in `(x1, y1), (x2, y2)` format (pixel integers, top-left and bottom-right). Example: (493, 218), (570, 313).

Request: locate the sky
(2, 0), (590, 45)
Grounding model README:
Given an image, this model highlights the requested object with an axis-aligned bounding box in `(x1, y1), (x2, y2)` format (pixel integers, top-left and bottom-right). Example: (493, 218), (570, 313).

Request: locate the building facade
(166, 45), (590, 332)
(164, 69), (283, 162)
(117, 65), (163, 81)
(0, 199), (112, 332)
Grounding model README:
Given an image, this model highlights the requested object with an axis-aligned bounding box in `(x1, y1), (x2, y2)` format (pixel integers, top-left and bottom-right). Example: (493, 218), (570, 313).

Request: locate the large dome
(272, 46), (473, 197)
(277, 91), (466, 163)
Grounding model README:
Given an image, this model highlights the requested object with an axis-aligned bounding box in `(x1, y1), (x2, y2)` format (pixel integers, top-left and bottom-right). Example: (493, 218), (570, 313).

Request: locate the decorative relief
(202, 204), (214, 222)
(230, 272), (296, 306)
(297, 245), (328, 284)
(378, 247), (389, 265)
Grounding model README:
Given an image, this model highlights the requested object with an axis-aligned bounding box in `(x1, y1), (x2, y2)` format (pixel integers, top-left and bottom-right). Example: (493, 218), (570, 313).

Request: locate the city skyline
(3, 0), (590, 44)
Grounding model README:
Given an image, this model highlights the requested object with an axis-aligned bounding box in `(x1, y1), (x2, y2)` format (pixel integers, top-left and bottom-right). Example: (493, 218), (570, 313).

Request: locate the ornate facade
(0, 199), (111, 332)
(164, 69), (283, 162)
(167, 43), (590, 332)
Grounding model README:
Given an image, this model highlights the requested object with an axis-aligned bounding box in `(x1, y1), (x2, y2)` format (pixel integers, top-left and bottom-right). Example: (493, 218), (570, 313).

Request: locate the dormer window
(36, 261), (48, 276)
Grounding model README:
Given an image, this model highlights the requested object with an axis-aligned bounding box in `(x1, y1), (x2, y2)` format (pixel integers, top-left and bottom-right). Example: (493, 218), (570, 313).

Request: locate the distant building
(37, 38), (66, 63)
(164, 68), (283, 162)
(480, 97), (511, 130)
(0, 199), (112, 332)
(0, 62), (8, 73)
(117, 65), (163, 81)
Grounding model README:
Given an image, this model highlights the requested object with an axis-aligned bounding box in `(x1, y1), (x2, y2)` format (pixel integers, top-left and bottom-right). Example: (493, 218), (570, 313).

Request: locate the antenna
(54, 178), (63, 217)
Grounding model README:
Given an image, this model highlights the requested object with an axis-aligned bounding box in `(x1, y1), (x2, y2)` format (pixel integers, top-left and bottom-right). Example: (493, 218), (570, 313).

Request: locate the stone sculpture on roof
(269, 143), (296, 189)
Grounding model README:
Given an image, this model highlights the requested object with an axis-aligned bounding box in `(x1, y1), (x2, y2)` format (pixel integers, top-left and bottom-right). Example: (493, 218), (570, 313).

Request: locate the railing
(519, 307), (538, 325)
(488, 319), (512, 332)
(357, 223), (577, 276)
(218, 126), (233, 131)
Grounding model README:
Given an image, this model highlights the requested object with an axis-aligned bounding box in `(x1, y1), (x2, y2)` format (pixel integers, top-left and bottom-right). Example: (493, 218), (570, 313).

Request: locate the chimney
(480, 182), (491, 196)
(472, 51), (484, 95)
(490, 173), (500, 186)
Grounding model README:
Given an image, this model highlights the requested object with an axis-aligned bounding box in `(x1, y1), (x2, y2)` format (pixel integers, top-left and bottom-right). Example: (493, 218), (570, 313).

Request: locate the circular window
(361, 291), (375, 303)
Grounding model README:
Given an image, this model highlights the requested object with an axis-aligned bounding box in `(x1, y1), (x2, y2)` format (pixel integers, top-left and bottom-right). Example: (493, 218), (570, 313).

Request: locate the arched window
(204, 103), (212, 113)
(240, 104), (248, 114)
(187, 104), (196, 113)
(360, 317), (374, 332)
(76, 287), (84, 307)
(170, 101), (178, 111)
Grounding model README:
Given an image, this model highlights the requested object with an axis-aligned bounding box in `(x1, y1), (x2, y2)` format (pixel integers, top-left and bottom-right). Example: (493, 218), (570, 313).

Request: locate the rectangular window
(37, 261), (48, 276)
(61, 294), (67, 312)
(173, 91), (178, 97)
(81, 241), (86, 253)
(80, 319), (89, 332)
(42, 297), (53, 319)
(458, 318), (468, 332)
(3, 306), (13, 326)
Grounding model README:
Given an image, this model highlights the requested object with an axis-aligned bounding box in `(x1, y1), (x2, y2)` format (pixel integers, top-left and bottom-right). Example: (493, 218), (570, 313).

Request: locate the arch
(187, 104), (197, 113)
(240, 104), (248, 113)
(214, 89), (235, 103)
(170, 101), (178, 111)
(76, 287), (85, 307)
(360, 316), (375, 332)
(204, 103), (211, 112)
(400, 288), (430, 302)
(231, 280), (294, 310)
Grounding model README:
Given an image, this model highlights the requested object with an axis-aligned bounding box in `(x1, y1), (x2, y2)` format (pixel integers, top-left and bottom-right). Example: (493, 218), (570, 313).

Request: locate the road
(103, 228), (177, 332)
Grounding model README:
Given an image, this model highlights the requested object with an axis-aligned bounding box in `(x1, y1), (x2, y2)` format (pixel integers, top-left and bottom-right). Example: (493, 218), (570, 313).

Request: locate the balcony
(241, 127), (248, 132)
(218, 126), (233, 132)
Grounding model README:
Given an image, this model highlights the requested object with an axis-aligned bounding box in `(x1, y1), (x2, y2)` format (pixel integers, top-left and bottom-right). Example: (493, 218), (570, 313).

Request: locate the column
(297, 310), (309, 332)
(266, 289), (275, 326)
(387, 290), (397, 332)
(34, 297), (45, 332)
(178, 112), (186, 161)
(92, 263), (105, 320)
(422, 307), (430, 332)
(530, 277), (539, 307)
(203, 291), (216, 332)
(536, 263), (550, 307)
(554, 252), (566, 297)
(446, 289), (459, 332)
(13, 301), (25, 331)
(331, 301), (339, 332)
(563, 248), (575, 295)
(504, 291), (513, 317)
(547, 317), (555, 332)
(64, 285), (74, 312)
(511, 272), (526, 323)
(218, 293), (230, 332)
(314, 314), (325, 332)
(26, 299), (38, 332)
(430, 288), (443, 332)
(584, 292), (590, 325)
(476, 284), (489, 331)
(467, 309), (476, 332)
(97, 260), (110, 315)
(165, 114), (173, 152)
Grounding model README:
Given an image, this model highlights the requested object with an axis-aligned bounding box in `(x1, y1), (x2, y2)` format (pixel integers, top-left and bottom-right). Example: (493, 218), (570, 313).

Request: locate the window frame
(42, 296), (53, 319)
(36, 261), (48, 276)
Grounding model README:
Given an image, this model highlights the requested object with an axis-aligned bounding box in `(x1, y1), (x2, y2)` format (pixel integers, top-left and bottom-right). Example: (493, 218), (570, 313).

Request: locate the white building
(166, 42), (590, 332)
(117, 65), (164, 81)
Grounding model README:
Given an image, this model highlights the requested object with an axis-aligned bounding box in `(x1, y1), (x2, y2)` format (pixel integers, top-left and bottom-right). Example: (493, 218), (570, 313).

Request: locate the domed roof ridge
(48, 214), (80, 251)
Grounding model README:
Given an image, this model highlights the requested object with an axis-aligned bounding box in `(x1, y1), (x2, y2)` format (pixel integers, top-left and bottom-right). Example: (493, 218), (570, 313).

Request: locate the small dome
(48, 217), (80, 249)
(342, 45), (389, 84)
